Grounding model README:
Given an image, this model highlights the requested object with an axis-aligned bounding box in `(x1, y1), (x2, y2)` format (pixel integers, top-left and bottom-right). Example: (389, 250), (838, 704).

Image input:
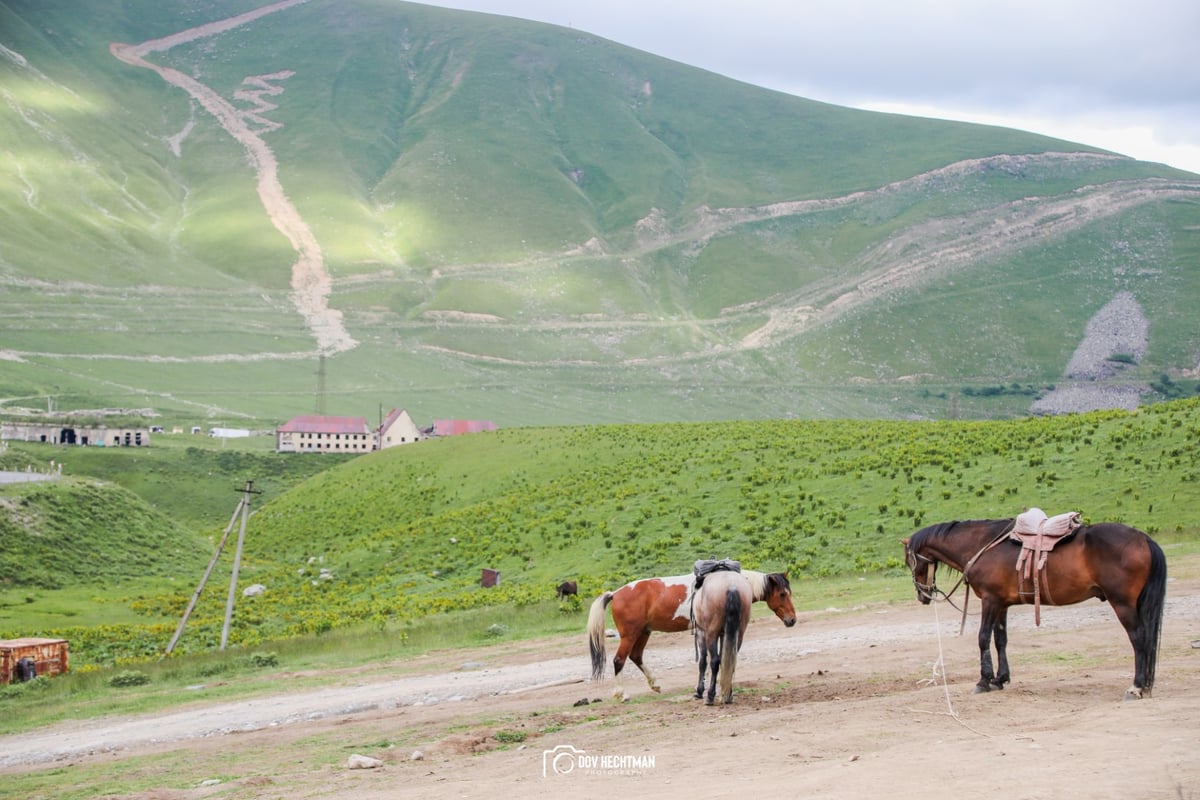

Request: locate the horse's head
(902, 537), (938, 605)
(763, 572), (797, 627)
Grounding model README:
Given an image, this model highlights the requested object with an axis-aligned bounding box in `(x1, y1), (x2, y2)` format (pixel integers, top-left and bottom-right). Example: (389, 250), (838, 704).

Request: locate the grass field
(2, 398), (1198, 678)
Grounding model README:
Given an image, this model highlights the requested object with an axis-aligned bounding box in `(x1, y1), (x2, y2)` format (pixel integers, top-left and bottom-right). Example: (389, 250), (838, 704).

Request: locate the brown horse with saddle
(903, 511), (1167, 699)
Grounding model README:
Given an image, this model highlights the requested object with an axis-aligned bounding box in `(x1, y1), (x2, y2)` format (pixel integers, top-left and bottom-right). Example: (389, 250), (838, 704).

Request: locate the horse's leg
(610, 628), (639, 702)
(628, 630), (661, 694)
(1114, 540), (1167, 700)
(991, 605), (1011, 689)
(694, 633), (708, 699)
(705, 638), (720, 705)
(1111, 600), (1149, 699)
(975, 600), (1000, 693)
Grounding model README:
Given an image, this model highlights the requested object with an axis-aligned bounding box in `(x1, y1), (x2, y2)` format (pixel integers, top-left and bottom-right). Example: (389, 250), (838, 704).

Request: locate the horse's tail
(588, 591), (614, 681)
(717, 587), (743, 702)
(1136, 536), (1168, 691)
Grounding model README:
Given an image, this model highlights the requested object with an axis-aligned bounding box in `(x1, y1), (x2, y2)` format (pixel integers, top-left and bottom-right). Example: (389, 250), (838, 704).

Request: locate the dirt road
(3, 568), (1198, 799)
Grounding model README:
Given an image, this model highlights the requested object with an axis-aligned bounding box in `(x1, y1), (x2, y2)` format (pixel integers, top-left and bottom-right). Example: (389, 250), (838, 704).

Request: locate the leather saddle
(1010, 508), (1082, 625)
(692, 558), (742, 591)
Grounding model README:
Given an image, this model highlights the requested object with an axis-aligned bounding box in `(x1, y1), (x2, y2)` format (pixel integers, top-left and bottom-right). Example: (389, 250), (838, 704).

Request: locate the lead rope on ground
(911, 595), (992, 737)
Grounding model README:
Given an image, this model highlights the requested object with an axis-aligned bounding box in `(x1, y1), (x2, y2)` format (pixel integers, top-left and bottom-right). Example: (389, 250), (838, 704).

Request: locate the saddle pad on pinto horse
(693, 559), (742, 590)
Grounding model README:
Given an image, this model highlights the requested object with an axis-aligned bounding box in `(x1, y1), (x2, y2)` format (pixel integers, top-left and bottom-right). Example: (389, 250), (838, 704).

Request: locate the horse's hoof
(973, 683), (992, 694)
(650, 685), (661, 694)
(705, 698), (715, 706)
(1124, 686), (1145, 701)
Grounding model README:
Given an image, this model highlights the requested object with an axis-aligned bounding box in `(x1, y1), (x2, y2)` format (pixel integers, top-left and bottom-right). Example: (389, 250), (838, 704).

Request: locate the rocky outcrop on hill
(1030, 291), (1149, 415)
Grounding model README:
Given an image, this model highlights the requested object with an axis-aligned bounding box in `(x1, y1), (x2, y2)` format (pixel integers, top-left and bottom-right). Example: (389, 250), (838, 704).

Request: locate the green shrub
(108, 670), (151, 688)
(248, 652), (278, 668)
(0, 677), (51, 701)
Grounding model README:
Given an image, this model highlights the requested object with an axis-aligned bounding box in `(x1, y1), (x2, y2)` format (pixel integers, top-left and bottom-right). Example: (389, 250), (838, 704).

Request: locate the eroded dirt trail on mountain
(100, 2), (1200, 376)
(110, 0), (356, 356)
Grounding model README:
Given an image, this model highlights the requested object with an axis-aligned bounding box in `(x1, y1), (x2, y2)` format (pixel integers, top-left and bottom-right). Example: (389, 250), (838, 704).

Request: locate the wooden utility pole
(165, 501), (242, 657)
(166, 480), (261, 654)
(221, 480), (260, 650)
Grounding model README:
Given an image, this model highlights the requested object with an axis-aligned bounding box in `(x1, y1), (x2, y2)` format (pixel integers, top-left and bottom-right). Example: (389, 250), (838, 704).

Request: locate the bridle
(906, 522), (1014, 633)
(907, 548), (955, 604)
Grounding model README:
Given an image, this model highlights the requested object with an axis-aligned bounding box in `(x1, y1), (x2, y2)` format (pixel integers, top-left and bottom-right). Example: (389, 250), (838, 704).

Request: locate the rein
(912, 521), (1015, 635)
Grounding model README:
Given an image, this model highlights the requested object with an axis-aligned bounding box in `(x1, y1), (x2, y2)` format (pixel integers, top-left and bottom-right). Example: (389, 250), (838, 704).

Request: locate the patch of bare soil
(3, 566), (1198, 799)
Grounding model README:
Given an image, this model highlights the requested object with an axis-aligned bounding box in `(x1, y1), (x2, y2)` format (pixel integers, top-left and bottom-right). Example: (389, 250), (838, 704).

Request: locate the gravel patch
(1030, 291), (1151, 415)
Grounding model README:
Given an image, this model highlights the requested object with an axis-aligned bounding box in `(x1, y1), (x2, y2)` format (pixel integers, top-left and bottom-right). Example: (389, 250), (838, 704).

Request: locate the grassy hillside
(0, 433), (353, 532)
(1, 0), (1197, 426)
(5, 398), (1197, 668)
(0, 479), (207, 590)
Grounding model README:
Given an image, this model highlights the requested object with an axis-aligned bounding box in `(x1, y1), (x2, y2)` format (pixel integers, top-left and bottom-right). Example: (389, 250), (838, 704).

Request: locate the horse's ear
(901, 537), (910, 545)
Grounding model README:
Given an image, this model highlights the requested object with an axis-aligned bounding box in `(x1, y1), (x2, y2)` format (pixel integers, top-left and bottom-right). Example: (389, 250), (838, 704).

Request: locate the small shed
(0, 638), (69, 684)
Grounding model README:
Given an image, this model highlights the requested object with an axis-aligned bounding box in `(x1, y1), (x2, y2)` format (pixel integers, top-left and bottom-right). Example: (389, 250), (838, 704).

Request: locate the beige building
(275, 415), (373, 453)
(378, 408), (425, 448)
(276, 409), (427, 453)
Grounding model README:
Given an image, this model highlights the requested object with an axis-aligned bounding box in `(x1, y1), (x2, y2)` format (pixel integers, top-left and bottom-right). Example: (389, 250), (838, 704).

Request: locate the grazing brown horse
(555, 580), (578, 600)
(692, 570), (752, 705)
(903, 518), (1167, 699)
(588, 570), (796, 701)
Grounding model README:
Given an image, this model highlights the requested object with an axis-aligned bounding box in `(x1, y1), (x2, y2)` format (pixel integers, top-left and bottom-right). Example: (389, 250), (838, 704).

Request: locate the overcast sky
(426, 0), (1200, 175)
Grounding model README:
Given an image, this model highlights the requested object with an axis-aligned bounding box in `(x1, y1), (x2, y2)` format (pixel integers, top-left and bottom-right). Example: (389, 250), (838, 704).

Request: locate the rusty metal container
(0, 638), (69, 684)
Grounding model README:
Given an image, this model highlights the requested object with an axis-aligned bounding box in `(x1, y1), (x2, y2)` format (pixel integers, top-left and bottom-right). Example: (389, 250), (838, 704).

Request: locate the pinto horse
(588, 570), (795, 701)
(692, 570), (751, 705)
(903, 518), (1167, 699)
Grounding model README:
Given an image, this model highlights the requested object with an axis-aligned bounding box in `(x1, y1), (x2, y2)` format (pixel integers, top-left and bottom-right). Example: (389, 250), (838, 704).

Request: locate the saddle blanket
(1013, 507), (1082, 539)
(693, 559), (741, 590)
(1012, 507), (1082, 576)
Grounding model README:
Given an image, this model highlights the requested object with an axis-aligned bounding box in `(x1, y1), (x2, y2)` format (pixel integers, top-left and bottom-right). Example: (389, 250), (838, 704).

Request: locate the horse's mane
(741, 569), (783, 600)
(738, 569), (762, 600)
(909, 519), (1015, 572)
(908, 521), (959, 551)
(911, 519), (1013, 545)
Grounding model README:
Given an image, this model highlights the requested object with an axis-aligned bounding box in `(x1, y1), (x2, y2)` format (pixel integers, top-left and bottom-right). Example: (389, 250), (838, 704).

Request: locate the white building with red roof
(276, 409), (429, 453)
(276, 415), (373, 453)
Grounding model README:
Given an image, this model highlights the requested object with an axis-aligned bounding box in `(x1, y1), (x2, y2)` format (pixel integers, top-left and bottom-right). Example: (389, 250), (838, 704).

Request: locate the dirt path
(110, 0), (357, 357)
(2, 573), (1198, 797)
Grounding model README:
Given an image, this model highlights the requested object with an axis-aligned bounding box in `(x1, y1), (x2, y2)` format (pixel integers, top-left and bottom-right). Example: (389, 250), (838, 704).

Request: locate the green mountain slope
(1, 0), (1198, 426)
